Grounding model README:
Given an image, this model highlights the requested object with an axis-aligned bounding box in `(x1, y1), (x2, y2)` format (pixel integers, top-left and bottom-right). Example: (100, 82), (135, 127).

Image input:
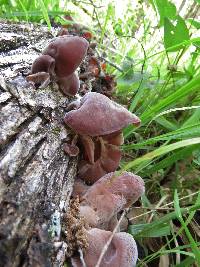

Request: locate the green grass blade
(38, 0), (51, 29)
(129, 203), (200, 239)
(122, 137), (200, 171)
(141, 76), (200, 124)
(174, 190), (200, 264)
(146, 146), (197, 174)
(123, 123), (200, 151)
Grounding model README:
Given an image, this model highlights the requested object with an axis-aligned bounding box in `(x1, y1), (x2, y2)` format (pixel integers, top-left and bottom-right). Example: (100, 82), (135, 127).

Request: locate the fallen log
(0, 20), (77, 267)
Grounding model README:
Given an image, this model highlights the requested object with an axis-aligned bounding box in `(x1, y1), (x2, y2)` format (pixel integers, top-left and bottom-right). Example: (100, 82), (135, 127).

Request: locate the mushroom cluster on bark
(70, 171), (144, 267)
(64, 92), (140, 183)
(27, 36), (89, 96)
(26, 30), (144, 267)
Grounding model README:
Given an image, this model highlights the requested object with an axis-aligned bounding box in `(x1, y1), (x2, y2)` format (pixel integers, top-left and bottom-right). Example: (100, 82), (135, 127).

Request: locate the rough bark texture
(0, 20), (77, 267)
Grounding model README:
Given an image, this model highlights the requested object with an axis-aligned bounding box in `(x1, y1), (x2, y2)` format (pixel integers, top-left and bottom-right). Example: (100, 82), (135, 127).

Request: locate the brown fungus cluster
(63, 92), (144, 267)
(64, 92), (140, 183)
(70, 173), (144, 267)
(26, 26), (145, 267)
(27, 35), (89, 96)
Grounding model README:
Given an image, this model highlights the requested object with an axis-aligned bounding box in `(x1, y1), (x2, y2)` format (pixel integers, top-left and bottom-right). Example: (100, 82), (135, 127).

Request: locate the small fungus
(27, 36), (89, 96)
(64, 92), (140, 182)
(31, 54), (55, 75)
(63, 143), (79, 157)
(77, 171), (145, 230)
(71, 228), (138, 267)
(81, 31), (93, 40)
(63, 134), (79, 157)
(57, 73), (80, 97)
(87, 57), (100, 77)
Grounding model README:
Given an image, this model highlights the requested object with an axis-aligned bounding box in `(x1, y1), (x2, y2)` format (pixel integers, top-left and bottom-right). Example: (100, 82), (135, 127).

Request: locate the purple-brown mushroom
(77, 171), (145, 230)
(31, 55), (55, 75)
(64, 92), (140, 136)
(71, 228), (138, 267)
(27, 36), (89, 96)
(64, 92), (140, 183)
(43, 35), (88, 78)
(57, 73), (80, 96)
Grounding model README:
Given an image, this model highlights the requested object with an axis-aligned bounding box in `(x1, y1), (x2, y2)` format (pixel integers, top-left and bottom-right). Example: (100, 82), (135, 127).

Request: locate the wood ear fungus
(64, 92), (141, 183)
(71, 228), (138, 267)
(27, 36), (89, 96)
(74, 171), (145, 230)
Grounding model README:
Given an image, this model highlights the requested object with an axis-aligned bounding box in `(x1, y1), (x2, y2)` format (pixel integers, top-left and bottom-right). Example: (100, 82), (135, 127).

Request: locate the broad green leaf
(164, 16), (190, 52)
(146, 146), (197, 174)
(124, 74), (200, 139)
(155, 116), (178, 131)
(141, 75), (200, 125)
(123, 123), (200, 150)
(174, 256), (195, 267)
(154, 0), (177, 26)
(183, 109), (200, 127)
(122, 138), (200, 171)
(161, 251), (195, 258)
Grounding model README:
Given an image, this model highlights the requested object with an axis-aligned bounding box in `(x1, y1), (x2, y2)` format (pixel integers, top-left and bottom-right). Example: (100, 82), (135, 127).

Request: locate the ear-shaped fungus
(31, 55), (55, 75)
(27, 36), (89, 96)
(43, 36), (89, 78)
(71, 228), (138, 267)
(78, 171), (145, 230)
(57, 73), (80, 96)
(64, 92), (140, 183)
(64, 92), (140, 136)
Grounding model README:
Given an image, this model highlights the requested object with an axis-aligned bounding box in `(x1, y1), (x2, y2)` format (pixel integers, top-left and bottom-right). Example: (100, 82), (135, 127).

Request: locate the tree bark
(0, 20), (77, 267)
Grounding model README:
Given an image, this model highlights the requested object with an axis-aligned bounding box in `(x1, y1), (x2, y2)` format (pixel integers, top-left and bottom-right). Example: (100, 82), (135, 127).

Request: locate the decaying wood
(0, 21), (78, 266)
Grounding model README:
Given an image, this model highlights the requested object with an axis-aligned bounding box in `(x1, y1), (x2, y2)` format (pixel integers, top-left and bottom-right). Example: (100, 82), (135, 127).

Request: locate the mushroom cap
(71, 228), (138, 267)
(100, 143), (121, 173)
(102, 131), (124, 146)
(43, 36), (89, 77)
(64, 92), (141, 136)
(84, 171), (145, 208)
(72, 178), (90, 198)
(79, 171), (144, 229)
(57, 73), (80, 96)
(78, 159), (107, 184)
(80, 135), (95, 164)
(31, 55), (55, 75)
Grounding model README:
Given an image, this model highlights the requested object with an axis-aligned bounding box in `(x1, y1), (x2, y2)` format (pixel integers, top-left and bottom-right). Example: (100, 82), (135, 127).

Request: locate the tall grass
(0, 0), (199, 265)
